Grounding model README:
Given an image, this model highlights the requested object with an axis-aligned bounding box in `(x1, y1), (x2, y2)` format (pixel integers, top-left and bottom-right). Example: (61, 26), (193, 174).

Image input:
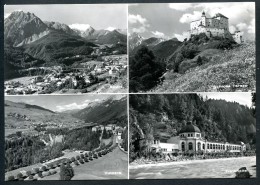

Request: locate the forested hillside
(130, 94), (256, 154)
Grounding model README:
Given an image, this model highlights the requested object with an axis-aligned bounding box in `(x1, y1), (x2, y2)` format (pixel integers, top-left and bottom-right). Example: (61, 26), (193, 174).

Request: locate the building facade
(151, 122), (246, 154)
(188, 11), (243, 43)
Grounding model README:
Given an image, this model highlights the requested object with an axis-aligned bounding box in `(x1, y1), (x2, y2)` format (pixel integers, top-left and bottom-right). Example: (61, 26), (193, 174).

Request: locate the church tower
(201, 11), (206, 27)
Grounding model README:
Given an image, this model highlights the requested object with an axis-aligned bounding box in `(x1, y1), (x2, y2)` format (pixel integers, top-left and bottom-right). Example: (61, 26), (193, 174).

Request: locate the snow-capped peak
(69, 23), (92, 32)
(105, 27), (116, 31)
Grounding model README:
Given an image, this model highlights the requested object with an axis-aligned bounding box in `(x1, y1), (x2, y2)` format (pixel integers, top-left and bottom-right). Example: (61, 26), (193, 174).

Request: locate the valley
(4, 95), (128, 180)
(4, 11), (128, 94)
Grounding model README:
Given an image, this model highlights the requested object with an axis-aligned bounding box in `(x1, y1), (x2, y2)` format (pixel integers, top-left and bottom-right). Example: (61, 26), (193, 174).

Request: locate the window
(181, 142), (185, 151)
(207, 144), (209, 149)
(188, 142), (193, 150)
(210, 144), (212, 149)
(198, 142), (201, 150)
(196, 134), (200, 137)
(203, 143), (205, 150)
(213, 144), (215, 149)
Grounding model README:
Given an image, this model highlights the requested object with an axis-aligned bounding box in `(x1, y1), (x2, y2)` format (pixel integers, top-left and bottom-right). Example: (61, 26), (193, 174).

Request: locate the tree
(130, 45), (165, 92)
(59, 163), (74, 180)
(197, 56), (203, 65)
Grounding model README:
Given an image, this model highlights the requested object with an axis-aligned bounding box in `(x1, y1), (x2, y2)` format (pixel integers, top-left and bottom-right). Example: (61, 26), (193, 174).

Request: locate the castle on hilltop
(188, 11), (243, 43)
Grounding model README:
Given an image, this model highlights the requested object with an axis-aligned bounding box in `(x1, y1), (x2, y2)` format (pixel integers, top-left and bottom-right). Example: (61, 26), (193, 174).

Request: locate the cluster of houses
(5, 54), (127, 95)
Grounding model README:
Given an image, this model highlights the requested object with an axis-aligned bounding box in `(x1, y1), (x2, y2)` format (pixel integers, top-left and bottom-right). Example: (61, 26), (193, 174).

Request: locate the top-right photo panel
(128, 2), (255, 93)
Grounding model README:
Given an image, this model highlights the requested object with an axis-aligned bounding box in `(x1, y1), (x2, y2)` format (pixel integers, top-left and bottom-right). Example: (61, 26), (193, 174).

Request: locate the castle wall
(190, 20), (201, 30)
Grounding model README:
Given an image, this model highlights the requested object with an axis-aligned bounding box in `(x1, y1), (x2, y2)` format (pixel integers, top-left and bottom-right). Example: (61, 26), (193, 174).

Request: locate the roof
(214, 13), (228, 19)
(179, 122), (201, 133)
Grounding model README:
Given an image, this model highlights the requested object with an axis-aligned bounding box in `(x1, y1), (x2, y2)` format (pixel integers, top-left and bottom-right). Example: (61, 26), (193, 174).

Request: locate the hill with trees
(129, 33), (255, 92)
(129, 93), (256, 161)
(129, 46), (166, 92)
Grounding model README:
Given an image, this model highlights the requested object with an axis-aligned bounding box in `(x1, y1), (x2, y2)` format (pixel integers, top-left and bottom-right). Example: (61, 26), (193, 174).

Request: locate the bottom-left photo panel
(4, 94), (128, 181)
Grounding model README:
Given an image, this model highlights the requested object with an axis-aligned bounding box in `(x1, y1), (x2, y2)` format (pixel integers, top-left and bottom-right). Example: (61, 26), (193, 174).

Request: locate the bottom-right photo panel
(129, 93), (256, 179)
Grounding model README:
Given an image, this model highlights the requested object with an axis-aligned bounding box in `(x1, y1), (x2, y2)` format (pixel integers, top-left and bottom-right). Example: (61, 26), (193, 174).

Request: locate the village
(5, 54), (127, 95)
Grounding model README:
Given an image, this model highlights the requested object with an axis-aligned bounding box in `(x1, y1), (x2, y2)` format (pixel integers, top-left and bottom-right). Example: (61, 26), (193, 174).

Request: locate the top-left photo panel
(4, 4), (128, 95)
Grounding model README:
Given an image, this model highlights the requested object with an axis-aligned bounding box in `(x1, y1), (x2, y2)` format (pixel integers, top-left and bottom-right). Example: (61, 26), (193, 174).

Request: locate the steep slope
(4, 11), (48, 46)
(151, 42), (255, 92)
(152, 38), (182, 59)
(130, 94), (255, 145)
(45, 21), (77, 35)
(129, 32), (144, 52)
(5, 100), (82, 129)
(84, 29), (127, 45)
(4, 45), (45, 80)
(73, 96), (127, 124)
(24, 30), (97, 64)
(5, 100), (55, 114)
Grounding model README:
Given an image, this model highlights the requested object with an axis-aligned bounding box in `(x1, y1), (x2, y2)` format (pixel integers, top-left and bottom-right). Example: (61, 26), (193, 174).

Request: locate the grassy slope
(5, 100), (82, 131)
(151, 42), (255, 92)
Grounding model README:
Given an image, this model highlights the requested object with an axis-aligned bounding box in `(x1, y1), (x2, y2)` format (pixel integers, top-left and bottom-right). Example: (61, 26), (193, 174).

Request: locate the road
(42, 146), (128, 180)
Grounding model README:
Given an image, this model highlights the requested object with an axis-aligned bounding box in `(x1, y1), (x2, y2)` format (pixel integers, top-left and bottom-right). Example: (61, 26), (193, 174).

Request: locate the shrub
(33, 167), (40, 174)
(16, 173), (23, 180)
(79, 159), (84, 164)
(41, 166), (47, 171)
(71, 157), (75, 162)
(80, 154), (84, 159)
(48, 163), (54, 169)
(76, 155), (80, 160)
(26, 171), (31, 176)
(84, 153), (89, 157)
(60, 164), (74, 180)
(74, 161), (79, 166)
(84, 157), (89, 162)
(38, 172), (43, 178)
(7, 175), (15, 181)
(93, 153), (98, 159)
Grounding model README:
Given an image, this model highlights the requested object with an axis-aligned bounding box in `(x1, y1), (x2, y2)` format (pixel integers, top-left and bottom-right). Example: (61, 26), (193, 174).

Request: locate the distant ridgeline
(130, 94), (256, 148)
(188, 11), (242, 43)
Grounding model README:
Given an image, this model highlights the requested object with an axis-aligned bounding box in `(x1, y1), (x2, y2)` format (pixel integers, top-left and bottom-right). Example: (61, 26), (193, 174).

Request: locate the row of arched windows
(181, 141), (241, 151)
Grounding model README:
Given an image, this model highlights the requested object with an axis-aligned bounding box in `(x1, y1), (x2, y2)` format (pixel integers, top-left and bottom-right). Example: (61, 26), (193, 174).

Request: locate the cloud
(106, 26), (116, 31)
(4, 13), (11, 19)
(248, 19), (255, 34)
(69, 24), (91, 31)
(179, 11), (201, 23)
(56, 102), (89, 112)
(151, 31), (165, 38)
(174, 32), (190, 41)
(129, 14), (150, 33)
(229, 25), (237, 34)
(169, 3), (193, 11)
(236, 23), (247, 31)
(128, 14), (147, 25)
(133, 27), (147, 33)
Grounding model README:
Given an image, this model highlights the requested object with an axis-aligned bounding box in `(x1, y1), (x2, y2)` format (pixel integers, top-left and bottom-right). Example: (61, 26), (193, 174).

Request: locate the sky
(198, 92), (253, 108)
(129, 2), (255, 41)
(4, 4), (127, 30)
(5, 94), (125, 112)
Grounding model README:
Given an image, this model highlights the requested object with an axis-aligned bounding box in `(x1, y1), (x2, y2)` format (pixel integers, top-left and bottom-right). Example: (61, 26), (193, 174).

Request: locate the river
(130, 156), (256, 179)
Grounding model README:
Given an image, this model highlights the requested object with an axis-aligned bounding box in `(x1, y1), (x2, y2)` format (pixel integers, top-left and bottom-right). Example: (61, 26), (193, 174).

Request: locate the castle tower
(201, 11), (206, 27)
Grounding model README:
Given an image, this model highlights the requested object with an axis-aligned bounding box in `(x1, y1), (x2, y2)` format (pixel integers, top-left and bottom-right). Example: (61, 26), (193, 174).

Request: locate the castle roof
(214, 13), (228, 19)
(179, 122), (201, 133)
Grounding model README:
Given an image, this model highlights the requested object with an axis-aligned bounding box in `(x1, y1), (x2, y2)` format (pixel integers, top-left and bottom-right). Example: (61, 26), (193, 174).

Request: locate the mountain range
(129, 32), (181, 60)
(4, 11), (127, 80)
(5, 11), (127, 47)
(5, 95), (127, 132)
